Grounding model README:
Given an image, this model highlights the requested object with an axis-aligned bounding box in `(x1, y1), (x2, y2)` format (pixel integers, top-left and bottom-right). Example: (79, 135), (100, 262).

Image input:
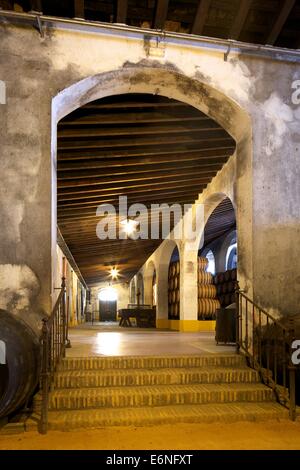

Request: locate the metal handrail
(236, 286), (297, 421)
(40, 277), (67, 434)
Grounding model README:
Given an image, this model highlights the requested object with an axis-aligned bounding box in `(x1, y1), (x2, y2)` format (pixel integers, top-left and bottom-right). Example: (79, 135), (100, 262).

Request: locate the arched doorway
(52, 65), (252, 342)
(136, 273), (144, 305)
(199, 197), (237, 310)
(98, 287), (118, 322)
(152, 270), (157, 307)
(168, 246), (180, 320)
(130, 279), (136, 305)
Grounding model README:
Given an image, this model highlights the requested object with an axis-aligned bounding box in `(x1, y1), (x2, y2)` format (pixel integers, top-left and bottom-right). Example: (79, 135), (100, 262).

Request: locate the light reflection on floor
(66, 322), (235, 357)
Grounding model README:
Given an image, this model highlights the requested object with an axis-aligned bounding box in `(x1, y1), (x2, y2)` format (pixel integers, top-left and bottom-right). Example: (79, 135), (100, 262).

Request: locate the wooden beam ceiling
(203, 197), (236, 248)
(74, 0), (85, 19)
(229, 0), (253, 40)
(153, 0), (169, 29)
(57, 94), (236, 285)
(266, 0), (296, 45)
(6, 1), (300, 49)
(191, 0), (212, 35)
(116, 0), (127, 24)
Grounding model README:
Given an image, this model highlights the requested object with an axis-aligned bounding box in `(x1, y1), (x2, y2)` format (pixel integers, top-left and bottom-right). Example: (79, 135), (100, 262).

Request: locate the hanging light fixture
(109, 267), (119, 279)
(120, 218), (139, 236)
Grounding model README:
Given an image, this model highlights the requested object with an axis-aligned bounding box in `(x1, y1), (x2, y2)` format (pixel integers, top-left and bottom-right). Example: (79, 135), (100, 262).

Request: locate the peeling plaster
(260, 92), (296, 156)
(0, 264), (40, 313)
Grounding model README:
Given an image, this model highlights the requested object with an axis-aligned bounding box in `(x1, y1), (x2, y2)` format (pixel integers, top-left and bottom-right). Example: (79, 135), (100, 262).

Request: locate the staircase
(44, 354), (288, 430)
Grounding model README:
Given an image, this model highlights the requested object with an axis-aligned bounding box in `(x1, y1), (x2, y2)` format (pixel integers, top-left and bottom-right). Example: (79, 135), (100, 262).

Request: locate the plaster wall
(0, 21), (299, 333)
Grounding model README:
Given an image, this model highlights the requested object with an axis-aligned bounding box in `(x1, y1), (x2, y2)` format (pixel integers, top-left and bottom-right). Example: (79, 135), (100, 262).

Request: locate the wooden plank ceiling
(57, 94), (236, 285)
(202, 197), (236, 249)
(6, 0), (300, 49)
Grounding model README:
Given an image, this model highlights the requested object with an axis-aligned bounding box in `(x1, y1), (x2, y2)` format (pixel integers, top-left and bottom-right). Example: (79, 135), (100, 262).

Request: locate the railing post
(61, 276), (67, 356)
(40, 317), (49, 434)
(62, 276), (71, 350)
(288, 318), (296, 421)
(235, 281), (240, 354)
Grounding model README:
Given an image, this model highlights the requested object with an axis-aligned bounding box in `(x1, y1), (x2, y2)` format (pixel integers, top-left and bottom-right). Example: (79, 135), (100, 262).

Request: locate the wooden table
(118, 305), (156, 328)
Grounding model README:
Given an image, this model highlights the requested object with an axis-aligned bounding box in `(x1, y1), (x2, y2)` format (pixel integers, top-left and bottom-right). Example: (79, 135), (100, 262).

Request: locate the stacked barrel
(213, 268), (237, 307)
(198, 257), (220, 320)
(168, 261), (180, 320)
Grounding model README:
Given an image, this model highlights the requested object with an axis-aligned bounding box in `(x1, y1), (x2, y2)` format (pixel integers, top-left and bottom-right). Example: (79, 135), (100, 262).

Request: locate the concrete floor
(1, 420), (300, 450)
(67, 322), (235, 357)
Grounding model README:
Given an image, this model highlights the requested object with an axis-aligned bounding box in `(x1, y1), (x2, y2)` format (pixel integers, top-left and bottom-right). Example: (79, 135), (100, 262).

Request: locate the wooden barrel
(172, 264), (176, 277)
(0, 310), (41, 419)
(198, 285), (217, 299)
(176, 289), (180, 303)
(172, 291), (176, 304)
(198, 257), (208, 271)
(174, 276), (178, 289)
(174, 303), (179, 317)
(198, 299), (221, 317)
(198, 271), (213, 285)
(175, 261), (180, 275)
(168, 292), (172, 304)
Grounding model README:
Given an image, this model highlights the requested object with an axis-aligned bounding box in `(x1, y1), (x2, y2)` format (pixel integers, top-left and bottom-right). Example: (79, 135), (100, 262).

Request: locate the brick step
(58, 354), (245, 372)
(47, 402), (288, 430)
(48, 383), (275, 410)
(54, 366), (260, 389)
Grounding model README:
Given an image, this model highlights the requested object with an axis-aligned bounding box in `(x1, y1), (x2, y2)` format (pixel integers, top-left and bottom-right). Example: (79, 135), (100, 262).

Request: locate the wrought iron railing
(40, 277), (69, 434)
(236, 287), (297, 420)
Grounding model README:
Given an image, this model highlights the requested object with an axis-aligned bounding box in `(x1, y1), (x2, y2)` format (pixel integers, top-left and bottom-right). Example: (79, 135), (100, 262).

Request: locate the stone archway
(52, 66), (252, 330)
(143, 260), (156, 307)
(136, 273), (144, 305)
(155, 239), (181, 325)
(52, 66), (252, 295)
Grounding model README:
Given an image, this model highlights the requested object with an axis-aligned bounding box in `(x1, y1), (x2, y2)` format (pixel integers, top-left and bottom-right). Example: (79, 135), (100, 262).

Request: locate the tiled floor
(67, 322), (236, 357)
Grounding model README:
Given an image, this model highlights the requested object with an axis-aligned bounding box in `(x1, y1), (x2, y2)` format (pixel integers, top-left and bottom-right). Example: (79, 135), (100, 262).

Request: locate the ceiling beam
(57, 143), (235, 161)
(266, 0), (296, 45)
(229, 0), (252, 40)
(153, 0), (169, 29)
(116, 0), (128, 23)
(57, 130), (228, 151)
(58, 180), (207, 202)
(58, 121), (220, 139)
(191, 0), (212, 35)
(58, 188), (201, 208)
(82, 101), (186, 110)
(57, 152), (229, 172)
(60, 111), (206, 126)
(74, 0), (85, 18)
(57, 169), (215, 190)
